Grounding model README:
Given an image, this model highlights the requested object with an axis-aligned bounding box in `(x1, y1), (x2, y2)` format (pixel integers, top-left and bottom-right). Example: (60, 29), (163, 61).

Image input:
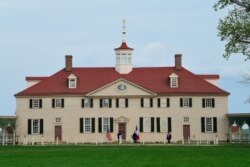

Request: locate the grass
(0, 144), (250, 167)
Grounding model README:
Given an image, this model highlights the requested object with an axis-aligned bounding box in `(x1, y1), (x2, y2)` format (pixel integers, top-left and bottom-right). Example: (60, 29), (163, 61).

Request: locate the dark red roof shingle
(15, 67), (229, 97)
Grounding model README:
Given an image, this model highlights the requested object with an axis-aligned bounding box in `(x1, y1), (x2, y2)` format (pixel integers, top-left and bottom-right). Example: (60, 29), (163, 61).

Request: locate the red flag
(106, 129), (112, 141)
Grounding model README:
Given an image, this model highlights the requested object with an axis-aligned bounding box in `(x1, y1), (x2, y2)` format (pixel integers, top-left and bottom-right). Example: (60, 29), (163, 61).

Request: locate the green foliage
(0, 119), (16, 129)
(214, 0), (250, 60)
(0, 145), (250, 167)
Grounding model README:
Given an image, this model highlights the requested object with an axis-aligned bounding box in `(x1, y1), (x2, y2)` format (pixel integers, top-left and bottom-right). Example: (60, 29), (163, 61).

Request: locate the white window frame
(160, 117), (168, 132)
(84, 98), (91, 108)
(84, 118), (92, 133)
(102, 99), (110, 108)
(119, 98), (126, 108)
(102, 118), (110, 133)
(69, 79), (76, 88)
(32, 99), (40, 108)
(170, 77), (178, 88)
(144, 98), (150, 108)
(32, 119), (40, 134)
(205, 117), (213, 132)
(182, 98), (190, 107)
(55, 117), (62, 123)
(160, 98), (167, 108)
(184, 117), (189, 123)
(55, 99), (62, 108)
(143, 117), (151, 133)
(205, 98), (213, 108)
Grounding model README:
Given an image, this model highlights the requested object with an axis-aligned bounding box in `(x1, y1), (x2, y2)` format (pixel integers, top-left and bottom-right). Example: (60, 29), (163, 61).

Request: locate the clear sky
(0, 0), (249, 115)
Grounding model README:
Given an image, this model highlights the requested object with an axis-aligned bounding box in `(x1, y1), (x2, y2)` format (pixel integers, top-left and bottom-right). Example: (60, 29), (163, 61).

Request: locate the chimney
(175, 54), (182, 70)
(65, 55), (73, 72)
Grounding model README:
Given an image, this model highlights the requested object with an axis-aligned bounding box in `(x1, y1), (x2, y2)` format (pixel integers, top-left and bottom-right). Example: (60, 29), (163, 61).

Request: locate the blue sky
(0, 0), (249, 115)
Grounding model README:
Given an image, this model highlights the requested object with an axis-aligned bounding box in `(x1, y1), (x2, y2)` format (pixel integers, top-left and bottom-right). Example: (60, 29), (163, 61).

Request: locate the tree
(214, 0), (250, 60)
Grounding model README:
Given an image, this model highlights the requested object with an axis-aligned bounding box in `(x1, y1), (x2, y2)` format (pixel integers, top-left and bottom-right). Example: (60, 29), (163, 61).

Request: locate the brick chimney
(175, 54), (182, 70)
(65, 55), (73, 72)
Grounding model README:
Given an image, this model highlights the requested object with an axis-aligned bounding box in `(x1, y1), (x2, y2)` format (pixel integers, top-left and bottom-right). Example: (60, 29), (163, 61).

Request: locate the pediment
(87, 78), (156, 97)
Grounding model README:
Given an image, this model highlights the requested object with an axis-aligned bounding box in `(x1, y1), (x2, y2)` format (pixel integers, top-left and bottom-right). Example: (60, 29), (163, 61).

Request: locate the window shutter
(167, 98), (170, 107)
(189, 98), (192, 108)
(213, 117), (217, 132)
(139, 117), (143, 132)
(125, 98), (128, 108)
(91, 118), (95, 133)
(28, 119), (32, 134)
(201, 117), (205, 132)
(81, 99), (85, 108)
(98, 118), (102, 133)
(109, 99), (112, 108)
(90, 99), (93, 108)
(80, 118), (83, 133)
(168, 117), (172, 132)
(156, 117), (160, 132)
(202, 98), (205, 108)
(29, 99), (33, 109)
(52, 99), (55, 108)
(212, 98), (215, 108)
(110, 117), (114, 132)
(40, 119), (43, 134)
(157, 98), (160, 108)
(141, 98), (144, 108)
(180, 98), (183, 107)
(100, 99), (103, 108)
(116, 99), (119, 108)
(150, 98), (153, 108)
(39, 99), (42, 108)
(151, 117), (154, 132)
(61, 99), (64, 108)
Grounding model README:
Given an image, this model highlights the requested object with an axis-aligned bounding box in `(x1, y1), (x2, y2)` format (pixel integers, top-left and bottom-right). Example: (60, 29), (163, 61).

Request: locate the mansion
(13, 21), (230, 144)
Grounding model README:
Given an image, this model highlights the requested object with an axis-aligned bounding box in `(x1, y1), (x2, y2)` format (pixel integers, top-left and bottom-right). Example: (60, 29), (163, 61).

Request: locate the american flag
(106, 129), (112, 141)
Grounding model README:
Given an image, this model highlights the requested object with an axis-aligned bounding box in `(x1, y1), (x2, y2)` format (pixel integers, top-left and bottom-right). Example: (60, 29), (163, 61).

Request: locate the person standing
(117, 132), (122, 144)
(166, 132), (172, 143)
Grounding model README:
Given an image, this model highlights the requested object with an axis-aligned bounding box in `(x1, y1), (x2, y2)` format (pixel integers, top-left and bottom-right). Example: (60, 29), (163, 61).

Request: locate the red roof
(15, 67), (229, 96)
(114, 42), (134, 50)
(26, 77), (48, 81)
(198, 75), (220, 79)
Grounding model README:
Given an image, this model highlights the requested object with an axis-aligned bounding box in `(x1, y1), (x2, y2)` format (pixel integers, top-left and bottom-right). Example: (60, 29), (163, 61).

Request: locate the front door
(55, 126), (62, 141)
(118, 123), (126, 140)
(183, 125), (190, 142)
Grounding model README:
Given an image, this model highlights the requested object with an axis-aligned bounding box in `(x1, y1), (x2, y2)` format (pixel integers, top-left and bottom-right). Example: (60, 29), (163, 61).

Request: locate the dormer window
(68, 74), (77, 89)
(169, 73), (179, 88)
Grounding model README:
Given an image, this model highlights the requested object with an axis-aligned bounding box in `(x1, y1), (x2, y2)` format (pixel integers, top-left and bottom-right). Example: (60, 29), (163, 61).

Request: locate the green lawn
(0, 145), (250, 167)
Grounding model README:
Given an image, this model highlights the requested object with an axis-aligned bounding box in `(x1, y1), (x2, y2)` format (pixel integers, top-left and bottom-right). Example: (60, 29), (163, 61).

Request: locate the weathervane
(122, 19), (126, 42)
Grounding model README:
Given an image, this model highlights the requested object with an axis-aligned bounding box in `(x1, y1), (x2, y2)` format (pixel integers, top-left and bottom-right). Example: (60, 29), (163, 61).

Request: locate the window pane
(55, 99), (61, 108)
(160, 98), (167, 108)
(206, 117), (213, 132)
(143, 117), (151, 132)
(84, 118), (91, 133)
(32, 119), (39, 134)
(160, 118), (168, 132)
(119, 98), (125, 108)
(102, 118), (110, 132)
(205, 98), (212, 107)
(84, 98), (91, 107)
(103, 99), (110, 108)
(33, 99), (39, 108)
(144, 98), (150, 108)
(183, 98), (189, 107)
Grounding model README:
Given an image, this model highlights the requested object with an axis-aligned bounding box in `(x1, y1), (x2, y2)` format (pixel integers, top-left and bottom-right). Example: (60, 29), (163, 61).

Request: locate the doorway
(118, 123), (126, 140)
(55, 126), (62, 141)
(183, 125), (190, 142)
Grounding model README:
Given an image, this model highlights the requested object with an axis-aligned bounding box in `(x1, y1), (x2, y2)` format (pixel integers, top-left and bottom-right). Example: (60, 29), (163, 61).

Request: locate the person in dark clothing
(166, 132), (172, 143)
(132, 131), (137, 143)
(117, 132), (122, 143)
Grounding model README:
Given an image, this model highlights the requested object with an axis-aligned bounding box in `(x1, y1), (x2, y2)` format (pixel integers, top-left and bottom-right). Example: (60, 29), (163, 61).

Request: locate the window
(180, 98), (192, 108)
(206, 118), (213, 132)
(201, 117), (217, 133)
(184, 117), (189, 123)
(82, 98), (93, 108)
(84, 118), (92, 133)
(141, 98), (153, 108)
(80, 118), (95, 133)
(120, 54), (127, 64)
(55, 117), (62, 123)
(169, 73), (179, 88)
(52, 99), (64, 108)
(100, 99), (112, 108)
(157, 98), (170, 108)
(97, 117), (113, 133)
(202, 98), (215, 108)
(28, 119), (43, 135)
(139, 117), (155, 133)
(116, 98), (128, 108)
(68, 74), (77, 88)
(156, 117), (172, 133)
(143, 117), (151, 132)
(29, 99), (42, 109)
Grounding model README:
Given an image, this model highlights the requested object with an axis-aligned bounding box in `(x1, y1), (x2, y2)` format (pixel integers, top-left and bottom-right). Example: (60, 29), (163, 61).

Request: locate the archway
(4, 126), (15, 144)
